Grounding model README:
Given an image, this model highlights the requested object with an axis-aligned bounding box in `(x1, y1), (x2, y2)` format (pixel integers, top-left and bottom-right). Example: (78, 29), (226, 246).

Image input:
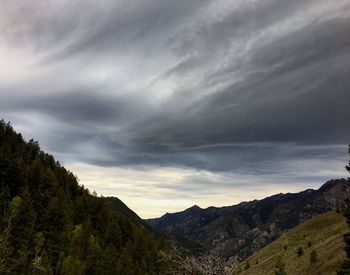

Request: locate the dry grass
(234, 211), (348, 275)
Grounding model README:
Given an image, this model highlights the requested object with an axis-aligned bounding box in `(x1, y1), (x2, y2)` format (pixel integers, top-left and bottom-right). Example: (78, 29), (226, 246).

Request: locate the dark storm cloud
(0, 0), (349, 176)
(0, 89), (140, 125)
(120, 16), (350, 155)
(26, 0), (210, 65)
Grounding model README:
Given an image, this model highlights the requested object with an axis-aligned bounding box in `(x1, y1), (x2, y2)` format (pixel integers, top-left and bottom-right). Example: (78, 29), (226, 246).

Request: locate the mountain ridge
(147, 179), (349, 261)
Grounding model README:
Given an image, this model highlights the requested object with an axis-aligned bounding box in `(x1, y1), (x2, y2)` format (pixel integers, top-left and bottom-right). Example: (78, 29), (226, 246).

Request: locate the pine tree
(0, 191), (35, 274)
(310, 249), (318, 265)
(85, 235), (102, 274)
(297, 246), (304, 257)
(117, 245), (134, 275)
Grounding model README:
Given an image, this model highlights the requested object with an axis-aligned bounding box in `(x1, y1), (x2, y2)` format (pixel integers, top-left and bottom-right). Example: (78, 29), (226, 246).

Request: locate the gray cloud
(0, 89), (142, 124)
(120, 15), (350, 153)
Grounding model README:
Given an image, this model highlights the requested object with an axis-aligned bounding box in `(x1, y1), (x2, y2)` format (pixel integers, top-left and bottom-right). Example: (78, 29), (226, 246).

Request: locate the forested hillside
(0, 120), (168, 274)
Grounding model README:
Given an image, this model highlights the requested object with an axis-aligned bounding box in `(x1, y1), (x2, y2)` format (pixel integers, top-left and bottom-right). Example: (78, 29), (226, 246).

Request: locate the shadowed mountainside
(147, 179), (349, 261)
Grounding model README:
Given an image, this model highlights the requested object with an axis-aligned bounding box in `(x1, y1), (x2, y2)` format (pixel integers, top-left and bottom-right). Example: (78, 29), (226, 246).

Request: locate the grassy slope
(234, 211), (348, 275)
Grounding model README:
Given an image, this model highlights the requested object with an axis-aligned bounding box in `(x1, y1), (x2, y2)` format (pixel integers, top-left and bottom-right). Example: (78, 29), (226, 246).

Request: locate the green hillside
(0, 120), (169, 274)
(234, 211), (348, 275)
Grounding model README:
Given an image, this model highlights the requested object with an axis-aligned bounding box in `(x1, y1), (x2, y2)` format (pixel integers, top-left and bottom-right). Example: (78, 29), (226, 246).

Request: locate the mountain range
(147, 179), (349, 262)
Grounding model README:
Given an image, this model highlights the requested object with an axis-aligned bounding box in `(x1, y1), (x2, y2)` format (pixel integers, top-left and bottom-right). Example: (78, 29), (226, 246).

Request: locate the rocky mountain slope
(147, 179), (349, 261)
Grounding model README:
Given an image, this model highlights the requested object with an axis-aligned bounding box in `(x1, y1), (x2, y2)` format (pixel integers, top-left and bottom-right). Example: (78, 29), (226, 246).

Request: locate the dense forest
(0, 120), (169, 274)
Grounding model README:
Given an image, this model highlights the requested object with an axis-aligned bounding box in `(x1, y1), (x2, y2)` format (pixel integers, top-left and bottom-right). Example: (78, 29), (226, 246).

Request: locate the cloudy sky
(1, 0), (349, 218)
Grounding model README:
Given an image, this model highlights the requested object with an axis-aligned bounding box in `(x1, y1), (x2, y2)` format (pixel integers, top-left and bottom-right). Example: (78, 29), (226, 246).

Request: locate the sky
(0, 0), (349, 218)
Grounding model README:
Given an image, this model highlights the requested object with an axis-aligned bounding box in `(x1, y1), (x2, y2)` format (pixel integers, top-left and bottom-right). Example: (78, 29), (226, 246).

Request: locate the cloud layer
(1, 0), (349, 217)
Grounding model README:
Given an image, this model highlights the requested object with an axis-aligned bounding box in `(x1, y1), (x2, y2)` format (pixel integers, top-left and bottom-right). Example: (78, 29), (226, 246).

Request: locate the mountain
(234, 211), (348, 275)
(105, 196), (151, 229)
(147, 179), (349, 261)
(0, 120), (169, 274)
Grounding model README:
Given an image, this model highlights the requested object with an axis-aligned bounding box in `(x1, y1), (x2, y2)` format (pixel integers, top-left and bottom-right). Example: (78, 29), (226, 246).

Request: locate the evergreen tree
(297, 246), (304, 257)
(310, 249), (318, 265)
(0, 191), (35, 274)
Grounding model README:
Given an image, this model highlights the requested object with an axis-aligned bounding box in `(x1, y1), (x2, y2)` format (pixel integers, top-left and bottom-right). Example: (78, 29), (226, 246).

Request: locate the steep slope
(0, 120), (168, 274)
(147, 180), (349, 260)
(235, 211), (348, 275)
(105, 196), (151, 229)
